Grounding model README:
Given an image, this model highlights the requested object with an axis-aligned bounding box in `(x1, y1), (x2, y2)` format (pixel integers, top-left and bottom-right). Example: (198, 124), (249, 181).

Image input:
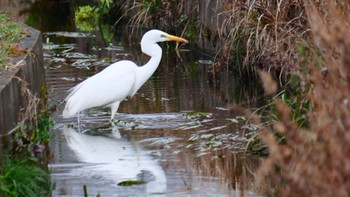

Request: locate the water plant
(75, 5), (99, 32)
(74, 0), (117, 32)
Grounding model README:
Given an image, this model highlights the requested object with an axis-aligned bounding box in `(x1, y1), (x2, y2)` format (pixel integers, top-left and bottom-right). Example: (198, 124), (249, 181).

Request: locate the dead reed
(121, 0), (189, 29)
(120, 0), (308, 75)
(216, 0), (307, 75)
(257, 1), (350, 196)
(118, 1), (350, 195)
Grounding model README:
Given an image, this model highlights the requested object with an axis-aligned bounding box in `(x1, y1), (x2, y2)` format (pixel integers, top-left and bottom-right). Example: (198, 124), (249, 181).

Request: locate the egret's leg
(77, 111), (81, 132)
(110, 101), (120, 121)
(111, 122), (121, 139)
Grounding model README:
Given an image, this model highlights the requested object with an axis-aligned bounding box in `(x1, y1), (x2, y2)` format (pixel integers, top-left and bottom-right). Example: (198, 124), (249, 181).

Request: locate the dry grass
(117, 1), (350, 195)
(119, 0), (308, 75)
(217, 0), (307, 74)
(257, 1), (350, 196)
(121, 0), (190, 30)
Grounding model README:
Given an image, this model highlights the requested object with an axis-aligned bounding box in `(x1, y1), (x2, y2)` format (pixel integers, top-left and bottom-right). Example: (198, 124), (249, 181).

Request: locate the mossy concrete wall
(0, 25), (44, 136)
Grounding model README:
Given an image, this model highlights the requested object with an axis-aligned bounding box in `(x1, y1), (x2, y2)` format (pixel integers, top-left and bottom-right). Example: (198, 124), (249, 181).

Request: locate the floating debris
(178, 48), (191, 52)
(204, 140), (222, 147)
(50, 57), (66, 63)
(235, 116), (246, 121)
(71, 59), (92, 68)
(43, 43), (76, 51)
(63, 52), (97, 59)
(227, 118), (239, 124)
(47, 64), (63, 70)
(161, 97), (171, 101)
(93, 59), (111, 67)
(117, 180), (146, 186)
(43, 31), (95, 38)
(43, 43), (61, 50)
(105, 45), (125, 51)
(184, 111), (212, 121)
(216, 107), (230, 111)
(195, 151), (210, 157)
(138, 137), (180, 146)
(241, 124), (259, 131)
(208, 125), (227, 131)
(61, 77), (76, 81)
(196, 59), (214, 65)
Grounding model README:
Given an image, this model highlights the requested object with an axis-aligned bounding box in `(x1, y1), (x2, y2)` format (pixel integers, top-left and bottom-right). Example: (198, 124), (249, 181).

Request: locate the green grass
(0, 157), (53, 197)
(0, 90), (54, 196)
(0, 12), (27, 69)
(0, 112), (54, 196)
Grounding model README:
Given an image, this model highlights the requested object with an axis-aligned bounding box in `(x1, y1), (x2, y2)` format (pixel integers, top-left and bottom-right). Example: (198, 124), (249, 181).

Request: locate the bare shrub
(257, 1), (350, 196)
(218, 0), (307, 73)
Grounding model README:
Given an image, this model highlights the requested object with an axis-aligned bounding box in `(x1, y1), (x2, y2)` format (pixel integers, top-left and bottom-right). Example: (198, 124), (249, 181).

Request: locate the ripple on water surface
(45, 30), (263, 197)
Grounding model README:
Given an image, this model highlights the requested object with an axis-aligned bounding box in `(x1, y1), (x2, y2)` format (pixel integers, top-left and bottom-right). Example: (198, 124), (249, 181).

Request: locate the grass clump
(0, 109), (54, 196)
(0, 157), (53, 197)
(0, 112), (54, 196)
(1, 81), (54, 196)
(74, 0), (118, 32)
(75, 5), (99, 32)
(0, 12), (27, 69)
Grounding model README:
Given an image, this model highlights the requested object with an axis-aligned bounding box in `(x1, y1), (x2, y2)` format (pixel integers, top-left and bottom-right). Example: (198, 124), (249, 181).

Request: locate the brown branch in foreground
(257, 1), (350, 196)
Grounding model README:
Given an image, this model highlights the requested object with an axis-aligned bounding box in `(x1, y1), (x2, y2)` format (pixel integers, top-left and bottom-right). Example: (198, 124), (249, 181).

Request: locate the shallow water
(44, 27), (264, 196)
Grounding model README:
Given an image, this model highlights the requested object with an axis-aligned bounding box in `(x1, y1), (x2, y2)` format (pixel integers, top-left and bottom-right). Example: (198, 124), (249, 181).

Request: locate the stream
(4, 0), (265, 196)
(44, 27), (263, 196)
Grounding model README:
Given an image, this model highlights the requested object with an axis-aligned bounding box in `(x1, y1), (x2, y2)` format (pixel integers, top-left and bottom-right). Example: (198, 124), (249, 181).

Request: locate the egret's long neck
(140, 43), (162, 78)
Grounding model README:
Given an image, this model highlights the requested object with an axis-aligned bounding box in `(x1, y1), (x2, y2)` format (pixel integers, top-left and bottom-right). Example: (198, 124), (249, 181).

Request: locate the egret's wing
(66, 61), (136, 100)
(65, 80), (88, 101)
(63, 61), (138, 117)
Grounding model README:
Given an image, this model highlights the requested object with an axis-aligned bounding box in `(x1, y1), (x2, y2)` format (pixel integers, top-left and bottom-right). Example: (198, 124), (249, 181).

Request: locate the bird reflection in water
(62, 125), (167, 195)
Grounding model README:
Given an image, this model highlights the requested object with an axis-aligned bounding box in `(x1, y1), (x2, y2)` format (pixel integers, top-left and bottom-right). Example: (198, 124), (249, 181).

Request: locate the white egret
(62, 29), (188, 120)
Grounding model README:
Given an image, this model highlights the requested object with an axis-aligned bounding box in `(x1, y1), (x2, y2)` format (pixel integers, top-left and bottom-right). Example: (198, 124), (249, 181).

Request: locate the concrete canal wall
(0, 25), (44, 135)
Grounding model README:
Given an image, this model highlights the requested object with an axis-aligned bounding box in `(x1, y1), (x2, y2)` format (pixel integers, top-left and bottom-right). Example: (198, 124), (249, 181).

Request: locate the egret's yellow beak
(165, 34), (188, 43)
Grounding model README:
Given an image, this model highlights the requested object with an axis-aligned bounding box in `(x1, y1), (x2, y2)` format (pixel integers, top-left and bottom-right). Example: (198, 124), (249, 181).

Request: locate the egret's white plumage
(62, 29), (188, 120)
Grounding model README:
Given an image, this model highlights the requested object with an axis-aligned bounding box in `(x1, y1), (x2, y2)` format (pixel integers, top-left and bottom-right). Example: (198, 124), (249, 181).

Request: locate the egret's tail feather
(62, 101), (76, 118)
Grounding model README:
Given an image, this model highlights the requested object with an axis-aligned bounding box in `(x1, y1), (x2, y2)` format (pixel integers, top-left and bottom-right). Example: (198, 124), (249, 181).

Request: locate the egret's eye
(161, 34), (166, 38)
